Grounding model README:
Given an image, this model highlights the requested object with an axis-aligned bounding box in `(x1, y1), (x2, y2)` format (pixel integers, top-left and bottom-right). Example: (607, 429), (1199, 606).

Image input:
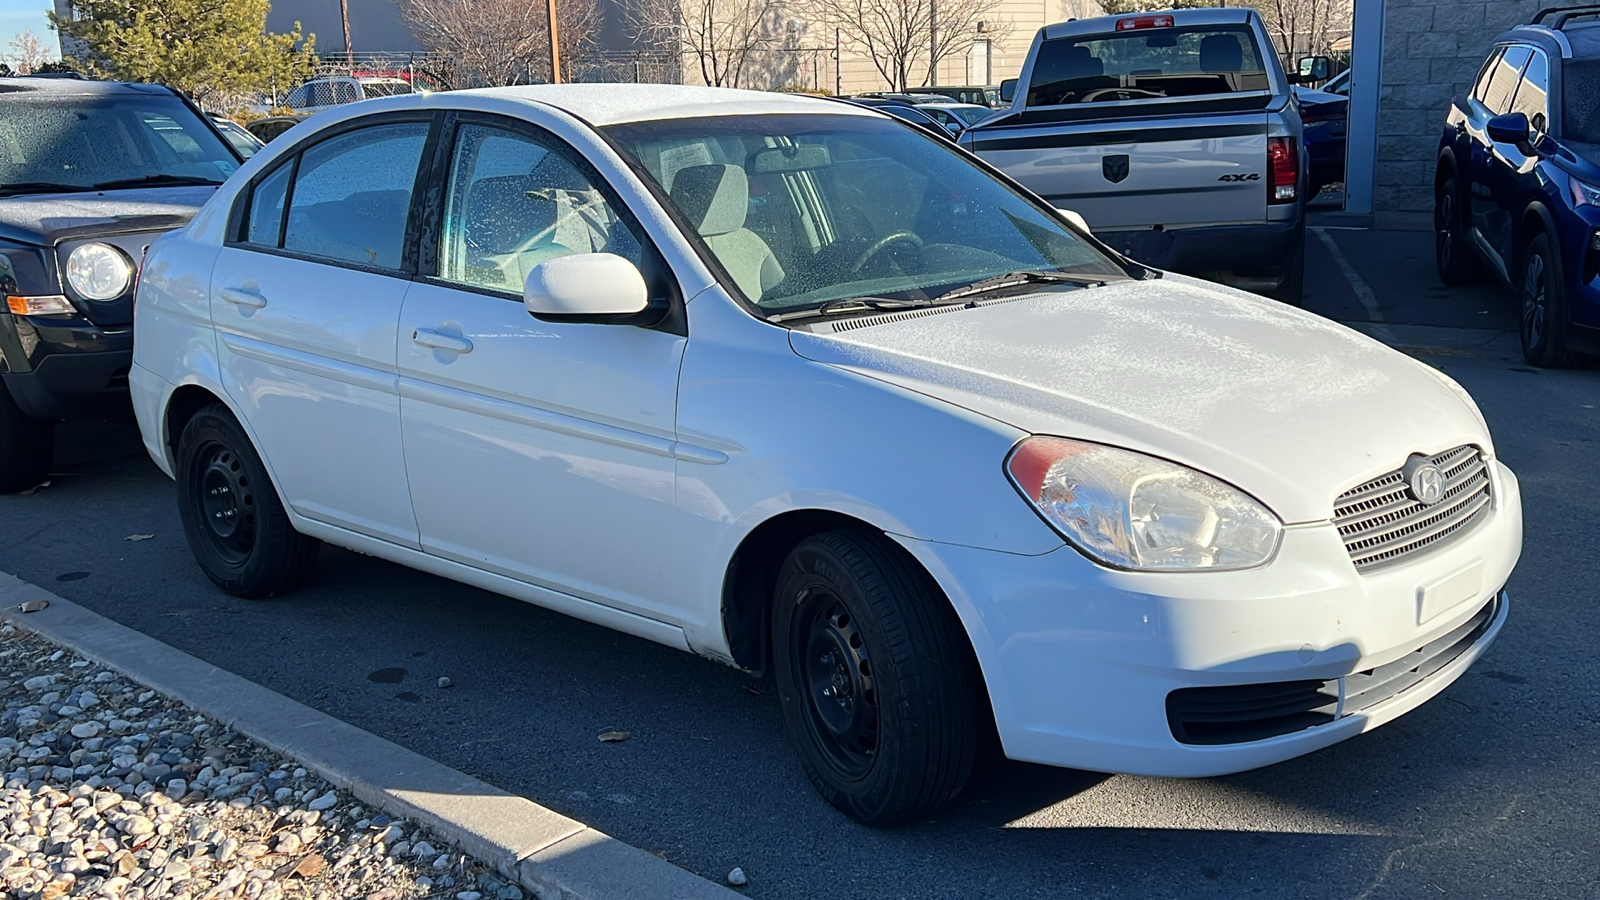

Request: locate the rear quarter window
(1026, 24), (1269, 108)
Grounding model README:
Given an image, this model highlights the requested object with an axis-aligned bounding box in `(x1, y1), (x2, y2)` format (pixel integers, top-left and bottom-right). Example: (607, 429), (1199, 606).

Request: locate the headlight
(65, 242), (134, 301)
(1006, 436), (1282, 571)
(1570, 178), (1600, 208)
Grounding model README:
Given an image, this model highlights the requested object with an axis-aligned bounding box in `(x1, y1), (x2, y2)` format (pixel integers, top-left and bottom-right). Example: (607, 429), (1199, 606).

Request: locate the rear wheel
(772, 528), (979, 826)
(176, 403), (319, 597)
(0, 384), (53, 494)
(1436, 175), (1485, 285)
(1520, 231), (1577, 368)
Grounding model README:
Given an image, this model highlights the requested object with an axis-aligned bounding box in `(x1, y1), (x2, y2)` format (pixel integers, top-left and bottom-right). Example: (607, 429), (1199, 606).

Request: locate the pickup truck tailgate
(968, 112), (1271, 229)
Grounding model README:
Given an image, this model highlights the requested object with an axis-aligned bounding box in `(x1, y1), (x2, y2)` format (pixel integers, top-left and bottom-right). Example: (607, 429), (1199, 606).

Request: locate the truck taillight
(1116, 15), (1174, 29)
(1268, 137), (1298, 204)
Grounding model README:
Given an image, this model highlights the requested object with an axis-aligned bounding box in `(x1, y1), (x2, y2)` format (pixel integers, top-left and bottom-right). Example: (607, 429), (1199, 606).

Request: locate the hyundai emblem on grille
(1403, 456), (1447, 505)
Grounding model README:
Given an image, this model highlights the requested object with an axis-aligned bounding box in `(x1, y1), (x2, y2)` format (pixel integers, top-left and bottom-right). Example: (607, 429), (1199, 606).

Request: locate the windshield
(0, 94), (238, 194)
(1565, 59), (1600, 143)
(944, 105), (994, 125)
(1026, 25), (1269, 108)
(603, 113), (1126, 315)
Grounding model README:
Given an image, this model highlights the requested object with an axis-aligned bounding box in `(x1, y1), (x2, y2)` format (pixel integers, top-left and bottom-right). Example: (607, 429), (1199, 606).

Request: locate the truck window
(1025, 25), (1269, 108)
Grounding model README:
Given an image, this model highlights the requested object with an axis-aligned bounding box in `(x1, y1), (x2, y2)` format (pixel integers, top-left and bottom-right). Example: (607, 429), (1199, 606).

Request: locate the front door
(397, 119), (687, 621)
(1468, 44), (1531, 270)
(211, 118), (433, 547)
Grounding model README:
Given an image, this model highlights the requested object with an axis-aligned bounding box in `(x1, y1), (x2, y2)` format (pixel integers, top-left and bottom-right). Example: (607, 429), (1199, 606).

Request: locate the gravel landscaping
(0, 624), (524, 900)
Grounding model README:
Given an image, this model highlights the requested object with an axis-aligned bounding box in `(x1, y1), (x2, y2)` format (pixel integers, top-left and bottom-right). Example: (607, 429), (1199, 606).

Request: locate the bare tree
(1252, 0), (1350, 60)
(629, 0), (787, 88)
(811, 0), (1004, 91)
(6, 29), (50, 75)
(398, 0), (599, 87)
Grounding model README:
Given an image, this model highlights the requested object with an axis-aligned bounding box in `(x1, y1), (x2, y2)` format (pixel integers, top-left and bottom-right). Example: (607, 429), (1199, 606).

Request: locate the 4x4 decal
(1218, 173), (1262, 182)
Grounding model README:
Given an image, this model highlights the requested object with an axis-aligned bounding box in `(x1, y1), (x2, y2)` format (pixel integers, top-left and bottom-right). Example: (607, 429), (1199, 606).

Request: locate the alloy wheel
(1524, 251), (1547, 349)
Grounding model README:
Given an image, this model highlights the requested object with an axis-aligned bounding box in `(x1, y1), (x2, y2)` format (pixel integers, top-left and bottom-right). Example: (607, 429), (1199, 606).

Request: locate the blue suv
(1435, 6), (1600, 366)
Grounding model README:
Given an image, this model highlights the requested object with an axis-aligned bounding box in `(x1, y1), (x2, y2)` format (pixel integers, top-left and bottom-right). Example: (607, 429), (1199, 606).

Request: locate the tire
(175, 403), (319, 597)
(1269, 223), (1306, 305)
(771, 528), (978, 826)
(0, 383), (53, 494)
(1436, 175), (1485, 285)
(1519, 231), (1578, 368)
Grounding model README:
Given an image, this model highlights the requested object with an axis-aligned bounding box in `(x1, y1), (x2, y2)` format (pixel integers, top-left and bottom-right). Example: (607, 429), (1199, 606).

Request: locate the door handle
(412, 329), (473, 354)
(220, 287), (267, 309)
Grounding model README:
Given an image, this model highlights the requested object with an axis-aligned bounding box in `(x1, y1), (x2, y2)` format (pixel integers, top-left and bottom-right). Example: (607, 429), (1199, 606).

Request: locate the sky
(0, 0), (56, 59)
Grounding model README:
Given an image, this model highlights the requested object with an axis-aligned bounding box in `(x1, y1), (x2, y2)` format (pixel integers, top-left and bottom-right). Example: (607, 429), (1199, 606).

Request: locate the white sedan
(130, 85), (1522, 825)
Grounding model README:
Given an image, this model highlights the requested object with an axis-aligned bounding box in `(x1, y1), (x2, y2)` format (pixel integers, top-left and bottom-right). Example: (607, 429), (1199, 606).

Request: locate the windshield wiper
(766, 296), (937, 324)
(91, 174), (224, 190)
(932, 270), (1111, 304)
(0, 182), (97, 197)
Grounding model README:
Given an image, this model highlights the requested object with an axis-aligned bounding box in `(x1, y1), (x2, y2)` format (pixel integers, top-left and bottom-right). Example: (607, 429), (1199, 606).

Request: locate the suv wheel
(0, 384), (53, 494)
(1520, 232), (1577, 368)
(771, 528), (978, 826)
(1436, 175), (1484, 285)
(176, 403), (319, 597)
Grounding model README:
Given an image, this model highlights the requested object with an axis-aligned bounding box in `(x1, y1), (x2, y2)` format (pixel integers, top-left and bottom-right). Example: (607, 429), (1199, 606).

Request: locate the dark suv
(1436, 5), (1600, 366)
(0, 78), (240, 490)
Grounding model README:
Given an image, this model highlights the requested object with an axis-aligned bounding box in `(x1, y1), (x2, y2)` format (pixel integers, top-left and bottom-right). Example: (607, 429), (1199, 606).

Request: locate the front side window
(277, 121), (429, 269)
(1511, 49), (1550, 131)
(0, 94), (238, 196)
(1026, 25), (1269, 108)
(438, 123), (641, 293)
(1482, 45), (1531, 115)
(603, 114), (1127, 313)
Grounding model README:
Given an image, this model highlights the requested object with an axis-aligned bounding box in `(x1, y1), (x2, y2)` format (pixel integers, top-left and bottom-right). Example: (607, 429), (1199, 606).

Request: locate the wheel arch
(1516, 200), (1560, 276)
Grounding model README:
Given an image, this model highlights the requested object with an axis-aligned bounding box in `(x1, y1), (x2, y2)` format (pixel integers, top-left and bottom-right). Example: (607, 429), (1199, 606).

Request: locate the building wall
(1376, 0), (1538, 211)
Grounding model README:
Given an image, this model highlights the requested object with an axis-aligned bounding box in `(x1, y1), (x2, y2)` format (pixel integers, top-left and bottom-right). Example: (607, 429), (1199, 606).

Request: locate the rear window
(1026, 24), (1270, 108)
(360, 81), (413, 98)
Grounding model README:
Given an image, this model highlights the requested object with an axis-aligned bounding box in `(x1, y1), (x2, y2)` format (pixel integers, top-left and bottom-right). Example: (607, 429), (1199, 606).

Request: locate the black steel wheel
(772, 528), (979, 826)
(0, 383), (52, 494)
(1520, 231), (1577, 368)
(176, 403), (319, 597)
(1436, 175), (1484, 285)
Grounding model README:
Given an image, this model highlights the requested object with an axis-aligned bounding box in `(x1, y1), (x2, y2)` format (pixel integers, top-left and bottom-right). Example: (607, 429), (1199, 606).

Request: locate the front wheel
(0, 384), (53, 494)
(1520, 232), (1577, 368)
(772, 529), (979, 826)
(176, 403), (319, 597)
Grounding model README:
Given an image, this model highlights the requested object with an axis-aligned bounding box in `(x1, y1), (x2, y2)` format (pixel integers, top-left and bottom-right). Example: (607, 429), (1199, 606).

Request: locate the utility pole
(338, 0), (352, 58)
(834, 27), (841, 96)
(547, 0), (563, 83)
(928, 0), (936, 87)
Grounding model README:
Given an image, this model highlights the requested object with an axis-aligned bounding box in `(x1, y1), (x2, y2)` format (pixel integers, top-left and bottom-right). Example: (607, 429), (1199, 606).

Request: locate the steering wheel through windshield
(851, 231), (924, 273)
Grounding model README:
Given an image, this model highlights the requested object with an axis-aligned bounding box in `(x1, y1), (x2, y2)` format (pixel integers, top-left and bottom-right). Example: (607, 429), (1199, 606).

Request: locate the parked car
(917, 101), (997, 132)
(133, 84), (1520, 826)
(839, 96), (959, 139)
(246, 116), (302, 144)
(961, 9), (1314, 301)
(1294, 84), (1347, 198)
(0, 78), (241, 491)
(208, 114), (266, 159)
(919, 85), (997, 106)
(1436, 6), (1600, 366)
(854, 91), (949, 105)
(282, 75), (413, 116)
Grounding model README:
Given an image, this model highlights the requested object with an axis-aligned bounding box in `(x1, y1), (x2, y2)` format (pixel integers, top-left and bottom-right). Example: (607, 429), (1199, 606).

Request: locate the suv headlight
(1570, 178), (1600, 208)
(65, 242), (134, 301)
(1006, 436), (1282, 571)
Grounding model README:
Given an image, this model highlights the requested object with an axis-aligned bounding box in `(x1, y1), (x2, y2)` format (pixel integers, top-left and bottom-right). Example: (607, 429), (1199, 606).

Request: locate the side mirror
(1297, 55), (1331, 82)
(999, 78), (1018, 104)
(1487, 111), (1533, 151)
(1057, 208), (1091, 234)
(523, 253), (650, 324)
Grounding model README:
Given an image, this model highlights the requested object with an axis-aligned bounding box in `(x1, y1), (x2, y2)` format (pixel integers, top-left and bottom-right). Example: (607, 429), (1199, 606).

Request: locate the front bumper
(1094, 218), (1302, 277)
(0, 315), (133, 420)
(895, 458), (1522, 777)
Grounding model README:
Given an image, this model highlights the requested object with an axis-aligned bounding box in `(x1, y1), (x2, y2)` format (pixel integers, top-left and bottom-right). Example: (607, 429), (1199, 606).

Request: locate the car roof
(0, 78), (177, 97)
(1042, 7), (1256, 40)
(918, 101), (987, 109)
(445, 83), (876, 126)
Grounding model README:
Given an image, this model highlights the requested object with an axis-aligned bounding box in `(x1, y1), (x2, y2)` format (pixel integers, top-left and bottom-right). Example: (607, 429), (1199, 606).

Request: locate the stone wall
(1376, 0), (1540, 211)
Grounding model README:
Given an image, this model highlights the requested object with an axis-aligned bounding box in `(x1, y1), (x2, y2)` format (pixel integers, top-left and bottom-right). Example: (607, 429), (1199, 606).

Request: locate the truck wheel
(1436, 175), (1484, 285)
(1270, 225), (1306, 305)
(1520, 232), (1577, 368)
(176, 403), (319, 597)
(0, 383), (53, 494)
(772, 528), (978, 826)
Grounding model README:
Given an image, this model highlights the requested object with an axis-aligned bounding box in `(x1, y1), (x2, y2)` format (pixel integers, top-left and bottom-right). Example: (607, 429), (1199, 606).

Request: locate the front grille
(1334, 445), (1492, 572)
(1167, 593), (1502, 746)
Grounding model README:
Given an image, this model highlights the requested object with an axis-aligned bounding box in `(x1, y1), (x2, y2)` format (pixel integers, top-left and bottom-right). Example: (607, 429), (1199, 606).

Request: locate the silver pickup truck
(960, 8), (1308, 301)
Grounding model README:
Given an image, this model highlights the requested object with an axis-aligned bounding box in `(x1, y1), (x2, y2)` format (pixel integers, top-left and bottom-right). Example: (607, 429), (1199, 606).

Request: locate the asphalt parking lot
(3, 227), (1597, 899)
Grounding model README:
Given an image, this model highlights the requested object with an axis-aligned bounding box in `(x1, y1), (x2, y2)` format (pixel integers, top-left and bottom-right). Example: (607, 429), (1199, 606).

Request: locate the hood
(788, 278), (1490, 524)
(0, 185), (215, 245)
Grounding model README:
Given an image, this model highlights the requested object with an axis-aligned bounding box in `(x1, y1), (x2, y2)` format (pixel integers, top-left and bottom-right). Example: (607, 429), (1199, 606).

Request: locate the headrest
(669, 163), (748, 237)
(1040, 44), (1104, 82)
(1200, 34), (1244, 72)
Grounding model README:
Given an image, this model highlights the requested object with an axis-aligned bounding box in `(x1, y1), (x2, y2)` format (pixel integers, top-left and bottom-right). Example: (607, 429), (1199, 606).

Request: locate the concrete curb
(0, 572), (744, 900)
